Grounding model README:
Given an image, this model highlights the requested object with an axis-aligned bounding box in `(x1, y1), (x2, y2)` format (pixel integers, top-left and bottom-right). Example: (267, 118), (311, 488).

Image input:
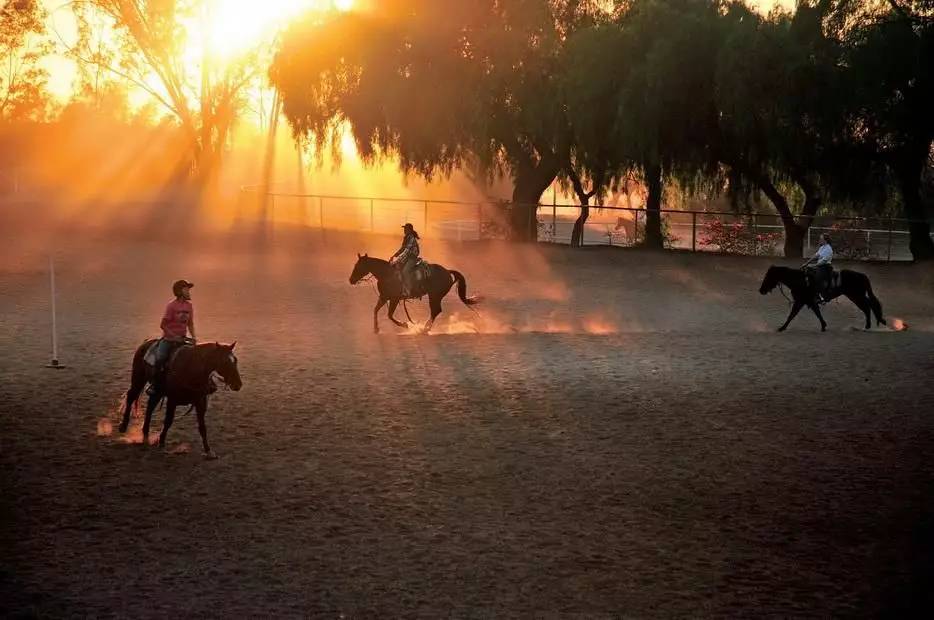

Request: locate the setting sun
(197, 0), (354, 59)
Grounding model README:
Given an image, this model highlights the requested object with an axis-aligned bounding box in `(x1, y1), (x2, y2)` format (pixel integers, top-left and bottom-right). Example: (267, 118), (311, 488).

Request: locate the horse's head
(759, 265), (779, 295)
(212, 342), (242, 391)
(349, 253), (371, 285)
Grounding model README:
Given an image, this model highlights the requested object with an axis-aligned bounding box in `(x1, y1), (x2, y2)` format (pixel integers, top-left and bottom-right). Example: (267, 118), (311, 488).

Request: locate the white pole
(46, 255), (64, 369)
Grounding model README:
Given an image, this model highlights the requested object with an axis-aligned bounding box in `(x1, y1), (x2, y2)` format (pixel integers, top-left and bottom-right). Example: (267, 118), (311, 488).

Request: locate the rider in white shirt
(803, 233), (833, 302)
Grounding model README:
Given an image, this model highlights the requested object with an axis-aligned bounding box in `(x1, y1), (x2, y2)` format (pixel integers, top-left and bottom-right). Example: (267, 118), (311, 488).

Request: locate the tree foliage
(0, 0), (52, 121)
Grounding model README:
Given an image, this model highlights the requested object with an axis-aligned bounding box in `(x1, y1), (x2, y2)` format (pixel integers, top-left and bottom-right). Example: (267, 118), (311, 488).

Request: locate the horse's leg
(119, 359), (147, 433)
(424, 294), (443, 333)
(373, 296), (387, 333)
(119, 379), (145, 433)
(387, 299), (407, 328)
(845, 292), (871, 330)
(158, 400), (178, 448)
(196, 399), (216, 459)
(141, 388), (164, 445)
(807, 301), (828, 332)
(866, 282), (886, 326)
(778, 301), (804, 332)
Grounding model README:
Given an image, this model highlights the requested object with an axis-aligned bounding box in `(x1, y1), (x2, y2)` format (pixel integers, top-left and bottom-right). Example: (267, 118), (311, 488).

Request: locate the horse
(759, 265), (886, 332)
(117, 341), (242, 458)
(349, 254), (479, 333)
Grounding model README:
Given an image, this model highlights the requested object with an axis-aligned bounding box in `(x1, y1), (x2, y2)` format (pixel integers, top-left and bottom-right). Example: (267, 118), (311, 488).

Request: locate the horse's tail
(126, 340), (152, 410)
(863, 273), (886, 326)
(450, 270), (479, 306)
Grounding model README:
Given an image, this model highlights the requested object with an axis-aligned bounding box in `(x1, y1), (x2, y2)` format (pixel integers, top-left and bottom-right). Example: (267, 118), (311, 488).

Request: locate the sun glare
(197, 0), (354, 59)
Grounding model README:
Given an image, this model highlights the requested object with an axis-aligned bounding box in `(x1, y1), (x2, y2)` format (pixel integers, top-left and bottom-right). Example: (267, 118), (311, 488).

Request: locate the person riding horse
(149, 279), (196, 395)
(390, 223), (422, 297)
(802, 233), (834, 304)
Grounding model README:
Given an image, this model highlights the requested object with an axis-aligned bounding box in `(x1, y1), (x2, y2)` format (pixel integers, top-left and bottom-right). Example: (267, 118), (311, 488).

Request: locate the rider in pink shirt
(149, 280), (197, 394)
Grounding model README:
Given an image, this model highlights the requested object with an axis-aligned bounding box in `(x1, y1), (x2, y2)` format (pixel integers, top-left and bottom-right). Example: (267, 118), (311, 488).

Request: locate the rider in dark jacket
(391, 223), (421, 296)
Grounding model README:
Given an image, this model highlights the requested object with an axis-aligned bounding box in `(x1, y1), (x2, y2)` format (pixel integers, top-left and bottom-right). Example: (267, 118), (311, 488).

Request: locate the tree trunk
(782, 183), (821, 259)
(643, 162), (663, 249)
(746, 167), (819, 259)
(571, 202), (590, 247)
(894, 144), (934, 261)
(783, 222), (807, 258)
(510, 158), (558, 242)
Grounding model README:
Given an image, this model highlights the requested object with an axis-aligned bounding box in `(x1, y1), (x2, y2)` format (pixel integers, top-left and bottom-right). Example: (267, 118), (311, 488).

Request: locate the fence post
(553, 204), (557, 241)
(634, 210), (640, 246)
(691, 212), (697, 252)
(887, 218), (893, 262)
(753, 214), (758, 256)
(46, 255), (64, 369)
(370, 199), (374, 232)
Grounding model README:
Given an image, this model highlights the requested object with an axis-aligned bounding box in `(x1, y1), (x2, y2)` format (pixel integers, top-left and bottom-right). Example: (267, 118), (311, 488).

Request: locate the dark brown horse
(118, 341), (242, 457)
(349, 254), (478, 333)
(759, 265), (885, 332)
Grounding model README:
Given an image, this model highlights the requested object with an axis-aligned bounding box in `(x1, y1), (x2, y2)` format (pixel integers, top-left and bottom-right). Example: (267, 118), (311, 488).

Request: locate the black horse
(759, 265), (885, 331)
(118, 341), (242, 457)
(349, 254), (479, 333)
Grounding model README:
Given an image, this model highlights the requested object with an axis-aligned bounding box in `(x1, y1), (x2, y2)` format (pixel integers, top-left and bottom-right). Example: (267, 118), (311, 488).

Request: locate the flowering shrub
(827, 222), (872, 260)
(698, 219), (782, 255)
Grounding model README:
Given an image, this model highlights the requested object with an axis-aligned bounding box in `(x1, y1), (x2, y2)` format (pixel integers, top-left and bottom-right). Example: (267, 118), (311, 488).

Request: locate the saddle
(401, 259), (432, 299)
(804, 266), (839, 300)
(143, 340), (188, 369)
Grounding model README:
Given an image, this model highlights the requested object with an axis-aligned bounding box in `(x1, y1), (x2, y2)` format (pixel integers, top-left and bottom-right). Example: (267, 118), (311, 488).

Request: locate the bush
(827, 222), (872, 260)
(698, 218), (781, 255)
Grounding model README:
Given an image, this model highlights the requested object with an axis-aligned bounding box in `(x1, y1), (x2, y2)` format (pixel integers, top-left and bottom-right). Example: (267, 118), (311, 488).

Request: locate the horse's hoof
(117, 422), (128, 433)
(777, 327), (786, 332)
(203, 450), (218, 460)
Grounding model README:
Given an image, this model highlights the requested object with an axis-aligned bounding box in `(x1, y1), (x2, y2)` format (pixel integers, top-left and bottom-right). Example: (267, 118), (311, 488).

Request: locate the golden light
(196, 0), (354, 60)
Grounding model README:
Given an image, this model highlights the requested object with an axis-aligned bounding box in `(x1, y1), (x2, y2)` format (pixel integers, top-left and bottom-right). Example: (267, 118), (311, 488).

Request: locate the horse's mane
(361, 255), (390, 266)
(172, 343), (228, 378)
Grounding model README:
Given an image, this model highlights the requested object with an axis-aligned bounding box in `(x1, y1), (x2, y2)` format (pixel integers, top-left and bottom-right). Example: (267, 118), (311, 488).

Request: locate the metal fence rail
(242, 187), (931, 262)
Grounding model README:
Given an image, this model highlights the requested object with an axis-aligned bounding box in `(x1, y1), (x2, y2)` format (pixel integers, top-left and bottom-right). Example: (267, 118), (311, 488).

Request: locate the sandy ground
(2, 224), (934, 617)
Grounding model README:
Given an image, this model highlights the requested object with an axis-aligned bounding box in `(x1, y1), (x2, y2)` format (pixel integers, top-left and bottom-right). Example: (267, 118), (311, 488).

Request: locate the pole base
(45, 359), (66, 369)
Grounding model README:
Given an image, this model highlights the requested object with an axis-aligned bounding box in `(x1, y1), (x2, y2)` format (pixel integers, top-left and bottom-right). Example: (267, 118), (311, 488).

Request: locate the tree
(65, 0), (261, 184)
(271, 0), (608, 241)
(558, 23), (630, 247)
(608, 0), (724, 249)
(840, 0), (934, 260)
(714, 1), (851, 257)
(0, 0), (51, 121)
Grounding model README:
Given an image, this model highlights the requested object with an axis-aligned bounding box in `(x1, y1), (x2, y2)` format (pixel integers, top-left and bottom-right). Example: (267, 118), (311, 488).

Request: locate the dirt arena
(2, 223), (934, 616)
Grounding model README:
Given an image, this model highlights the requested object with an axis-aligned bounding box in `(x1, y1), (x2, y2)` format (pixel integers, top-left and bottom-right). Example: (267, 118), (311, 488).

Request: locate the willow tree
(558, 23), (631, 247)
(713, 2), (851, 257)
(603, 0), (724, 249)
(840, 0), (934, 260)
(270, 0), (609, 241)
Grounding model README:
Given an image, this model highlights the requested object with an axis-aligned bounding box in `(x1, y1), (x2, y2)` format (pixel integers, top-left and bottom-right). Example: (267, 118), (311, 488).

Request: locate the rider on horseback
(390, 223), (421, 297)
(148, 279), (196, 395)
(802, 233), (834, 304)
